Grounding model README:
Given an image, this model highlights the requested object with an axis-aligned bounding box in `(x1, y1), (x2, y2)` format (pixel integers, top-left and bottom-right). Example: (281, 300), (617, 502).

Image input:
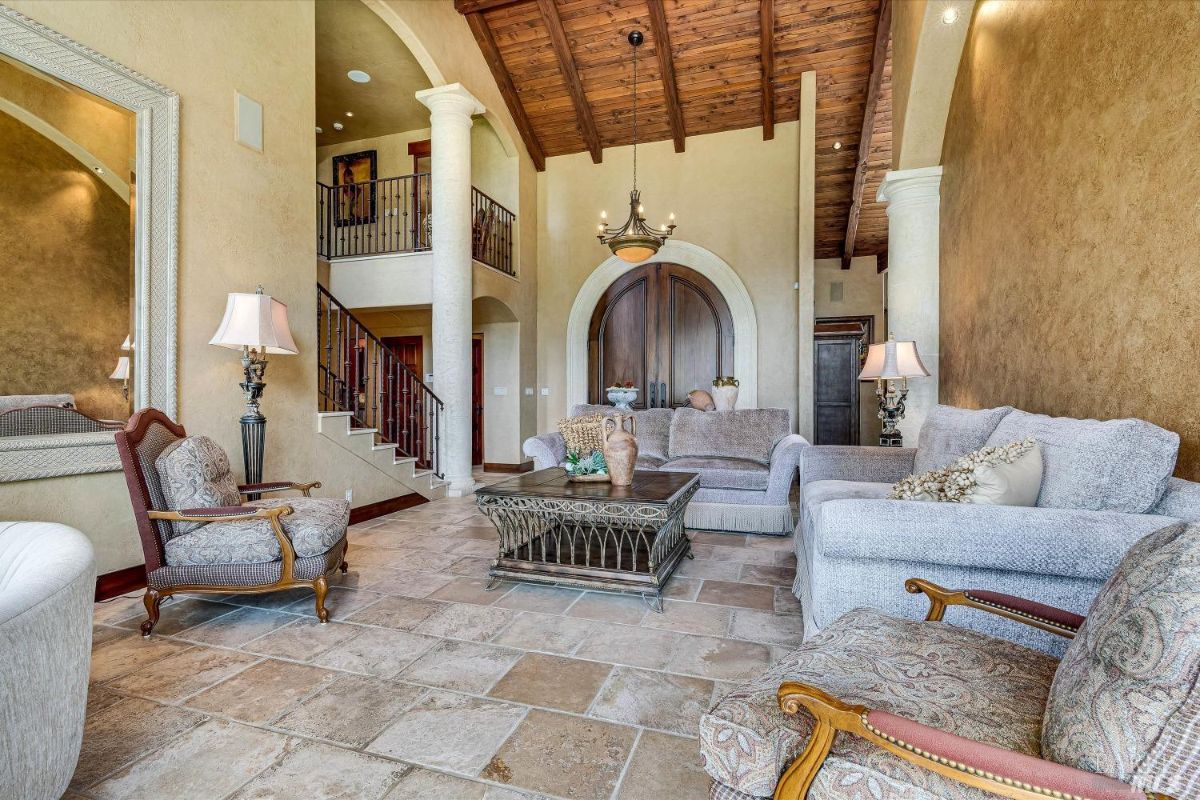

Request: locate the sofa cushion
(164, 497), (349, 566)
(669, 408), (789, 465)
(660, 457), (769, 491)
(914, 404), (1012, 474)
(985, 410), (1178, 513)
(699, 608), (1058, 798)
(1042, 522), (1200, 798)
(155, 436), (242, 536)
(803, 479), (893, 512)
(570, 404), (673, 461)
(636, 455), (665, 470)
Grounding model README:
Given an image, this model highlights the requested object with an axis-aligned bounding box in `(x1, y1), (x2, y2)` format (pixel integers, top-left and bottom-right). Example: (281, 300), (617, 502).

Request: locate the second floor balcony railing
(317, 174), (517, 277)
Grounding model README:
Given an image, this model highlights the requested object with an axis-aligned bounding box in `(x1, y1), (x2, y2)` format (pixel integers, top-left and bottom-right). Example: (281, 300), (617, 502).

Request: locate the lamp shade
(858, 340), (930, 381)
(209, 292), (299, 354)
(109, 356), (130, 380)
(120, 335), (132, 351)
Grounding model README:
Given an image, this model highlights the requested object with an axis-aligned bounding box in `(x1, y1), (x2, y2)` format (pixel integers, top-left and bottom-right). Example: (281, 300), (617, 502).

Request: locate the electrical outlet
(540, 387), (551, 396)
(344, 488), (353, 503)
(524, 387), (534, 396)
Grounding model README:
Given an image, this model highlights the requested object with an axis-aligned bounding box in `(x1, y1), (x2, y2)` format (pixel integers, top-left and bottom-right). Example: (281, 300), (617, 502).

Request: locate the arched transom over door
(588, 263), (734, 409)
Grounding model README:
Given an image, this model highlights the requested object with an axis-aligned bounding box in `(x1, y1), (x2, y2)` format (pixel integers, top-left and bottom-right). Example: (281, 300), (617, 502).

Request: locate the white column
(795, 71), (816, 441)
(877, 165), (942, 443)
(417, 84), (485, 496)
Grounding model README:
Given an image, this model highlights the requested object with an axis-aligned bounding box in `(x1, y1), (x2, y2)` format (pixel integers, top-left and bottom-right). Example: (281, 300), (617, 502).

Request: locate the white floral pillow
(890, 437), (1042, 506)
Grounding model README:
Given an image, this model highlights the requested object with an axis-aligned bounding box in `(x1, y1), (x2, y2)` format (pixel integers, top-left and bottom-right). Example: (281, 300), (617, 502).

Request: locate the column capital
(877, 165), (943, 210)
(416, 83), (485, 117)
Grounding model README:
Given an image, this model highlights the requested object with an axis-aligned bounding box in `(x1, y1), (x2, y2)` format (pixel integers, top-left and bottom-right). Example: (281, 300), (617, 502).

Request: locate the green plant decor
(565, 449), (608, 476)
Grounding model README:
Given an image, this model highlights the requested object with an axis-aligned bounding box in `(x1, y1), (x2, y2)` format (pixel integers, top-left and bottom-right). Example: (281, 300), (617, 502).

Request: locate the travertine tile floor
(72, 473), (803, 800)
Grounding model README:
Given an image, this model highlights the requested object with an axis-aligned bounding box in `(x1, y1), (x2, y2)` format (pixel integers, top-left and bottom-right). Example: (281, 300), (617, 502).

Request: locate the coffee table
(475, 468), (700, 611)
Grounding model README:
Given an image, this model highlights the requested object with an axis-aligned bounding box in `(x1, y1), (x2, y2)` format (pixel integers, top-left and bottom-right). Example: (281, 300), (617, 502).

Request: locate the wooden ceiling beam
(537, 0), (603, 164)
(760, 0), (775, 140)
(646, 0), (686, 153)
(841, 0), (891, 268)
(465, 12), (547, 172)
(454, 0), (527, 14)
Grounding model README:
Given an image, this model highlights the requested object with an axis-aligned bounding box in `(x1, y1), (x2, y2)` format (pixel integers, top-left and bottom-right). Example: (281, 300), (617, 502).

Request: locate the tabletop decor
(602, 413), (638, 486)
(858, 336), (929, 446)
(711, 376), (740, 411)
(565, 449), (609, 482)
(606, 380), (638, 410)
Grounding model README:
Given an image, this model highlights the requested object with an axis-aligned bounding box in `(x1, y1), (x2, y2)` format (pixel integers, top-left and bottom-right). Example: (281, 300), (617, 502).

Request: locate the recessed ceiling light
(332, 121), (344, 131)
(941, 6), (959, 24)
(345, 111), (354, 117)
(315, 126), (323, 134)
(347, 70), (371, 83)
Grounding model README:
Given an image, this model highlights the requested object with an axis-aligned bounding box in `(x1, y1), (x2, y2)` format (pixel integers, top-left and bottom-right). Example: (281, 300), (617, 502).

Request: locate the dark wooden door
(472, 336), (484, 465)
(812, 317), (873, 446)
(382, 335), (422, 378)
(588, 263), (733, 408)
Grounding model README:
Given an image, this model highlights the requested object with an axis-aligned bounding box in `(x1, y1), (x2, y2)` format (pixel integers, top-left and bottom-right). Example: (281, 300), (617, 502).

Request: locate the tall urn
(602, 414), (638, 487)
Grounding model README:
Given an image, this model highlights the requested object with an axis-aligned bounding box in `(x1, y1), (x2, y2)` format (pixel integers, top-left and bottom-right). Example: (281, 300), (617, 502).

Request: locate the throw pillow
(913, 404), (1013, 474)
(687, 389), (716, 411)
(155, 435), (243, 535)
(889, 438), (1041, 505)
(558, 413), (604, 455)
(1041, 522), (1200, 799)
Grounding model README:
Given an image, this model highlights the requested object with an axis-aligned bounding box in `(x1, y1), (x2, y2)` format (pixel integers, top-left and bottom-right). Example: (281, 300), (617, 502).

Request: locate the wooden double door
(588, 263), (734, 409)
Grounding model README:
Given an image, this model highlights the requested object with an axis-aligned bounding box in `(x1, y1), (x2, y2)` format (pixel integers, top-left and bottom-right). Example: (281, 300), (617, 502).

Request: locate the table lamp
(209, 286), (298, 484)
(858, 336), (929, 447)
(109, 356), (130, 400)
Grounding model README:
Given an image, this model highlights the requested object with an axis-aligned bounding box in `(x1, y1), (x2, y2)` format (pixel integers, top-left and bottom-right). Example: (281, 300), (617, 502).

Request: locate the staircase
(316, 284), (446, 500)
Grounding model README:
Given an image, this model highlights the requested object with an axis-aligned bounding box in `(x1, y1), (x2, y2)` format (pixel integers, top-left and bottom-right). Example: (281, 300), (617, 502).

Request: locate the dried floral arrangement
(606, 380), (637, 390)
(713, 376), (739, 388)
(889, 437), (1038, 502)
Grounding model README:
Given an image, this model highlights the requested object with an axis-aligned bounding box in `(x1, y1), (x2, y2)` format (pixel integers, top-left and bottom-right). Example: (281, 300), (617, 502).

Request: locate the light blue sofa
(796, 405), (1200, 654)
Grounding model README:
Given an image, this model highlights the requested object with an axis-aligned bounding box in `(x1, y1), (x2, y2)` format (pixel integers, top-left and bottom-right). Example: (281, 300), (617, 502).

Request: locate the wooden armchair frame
(772, 579), (1173, 800)
(115, 409), (348, 637)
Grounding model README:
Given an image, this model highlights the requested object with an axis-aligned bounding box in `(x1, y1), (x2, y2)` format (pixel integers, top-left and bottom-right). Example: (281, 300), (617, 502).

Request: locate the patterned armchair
(115, 408), (350, 635)
(701, 522), (1199, 800)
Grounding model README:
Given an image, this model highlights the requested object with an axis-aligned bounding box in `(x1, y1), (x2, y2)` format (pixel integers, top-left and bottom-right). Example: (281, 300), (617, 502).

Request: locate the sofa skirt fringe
(685, 502), (793, 535)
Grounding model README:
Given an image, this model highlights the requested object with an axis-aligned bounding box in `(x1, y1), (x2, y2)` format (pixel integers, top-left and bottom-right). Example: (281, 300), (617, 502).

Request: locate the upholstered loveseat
(796, 404), (1200, 653)
(524, 405), (808, 534)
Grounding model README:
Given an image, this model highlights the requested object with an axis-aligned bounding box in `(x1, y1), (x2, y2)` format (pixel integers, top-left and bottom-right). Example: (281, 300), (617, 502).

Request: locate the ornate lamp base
(875, 379), (908, 448)
(240, 411), (266, 489)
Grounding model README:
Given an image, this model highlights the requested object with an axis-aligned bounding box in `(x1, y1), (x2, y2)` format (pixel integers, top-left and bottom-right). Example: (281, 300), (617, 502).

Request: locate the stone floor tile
(387, 548), (464, 573)
(744, 534), (795, 551)
(572, 623), (683, 670)
(71, 696), (207, 790)
(282, 586), (386, 619)
(368, 569), (456, 598)
(663, 576), (703, 601)
(489, 653), (612, 713)
(368, 690), (526, 775)
(641, 600), (732, 637)
(447, 524), (499, 541)
(774, 586), (803, 616)
(329, 564), (404, 590)
(428, 576), (515, 606)
(566, 592), (648, 625)
(696, 580), (776, 611)
(105, 646), (259, 703)
(399, 640), (522, 693)
(345, 546), (407, 568)
(312, 626), (439, 678)
(674, 558), (743, 581)
(689, 531), (747, 547)
(89, 636), (191, 684)
(88, 719), (293, 800)
(616, 731), (711, 800)
(113, 598), (238, 636)
(228, 738), (408, 799)
(346, 595), (447, 630)
(728, 609), (805, 647)
(588, 666), (712, 735)
(690, 544), (777, 565)
(221, 588), (313, 611)
(452, 538), (499, 557)
(447, 556), (494, 577)
(666, 635), (773, 681)
(396, 532), (456, 552)
(494, 584), (583, 613)
(185, 659), (336, 724)
(383, 768), (487, 800)
(174, 606), (296, 648)
(415, 602), (517, 641)
(775, 551), (798, 568)
(91, 595), (147, 625)
(240, 619), (362, 661)
(738, 564), (797, 587)
(481, 709), (636, 800)
(490, 612), (595, 654)
(272, 674), (424, 747)
(92, 624), (130, 648)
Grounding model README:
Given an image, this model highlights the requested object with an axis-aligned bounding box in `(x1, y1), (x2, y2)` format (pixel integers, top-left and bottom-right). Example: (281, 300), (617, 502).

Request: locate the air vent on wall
(830, 282), (844, 303)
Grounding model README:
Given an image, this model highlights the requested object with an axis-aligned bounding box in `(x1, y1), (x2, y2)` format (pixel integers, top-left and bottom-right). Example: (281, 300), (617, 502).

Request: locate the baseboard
(96, 564), (147, 602)
(483, 461), (534, 473)
(350, 493), (428, 524)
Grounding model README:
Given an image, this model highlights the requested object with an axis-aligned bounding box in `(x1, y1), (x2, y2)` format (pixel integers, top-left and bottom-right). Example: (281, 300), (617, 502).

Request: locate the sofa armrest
(904, 578), (1085, 638)
(764, 434), (809, 499)
(815, 500), (1177, 581)
(800, 445), (915, 487)
(523, 432), (566, 470)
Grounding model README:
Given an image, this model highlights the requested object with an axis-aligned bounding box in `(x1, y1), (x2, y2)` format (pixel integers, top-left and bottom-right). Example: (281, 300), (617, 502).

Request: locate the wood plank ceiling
(457, 0), (892, 263)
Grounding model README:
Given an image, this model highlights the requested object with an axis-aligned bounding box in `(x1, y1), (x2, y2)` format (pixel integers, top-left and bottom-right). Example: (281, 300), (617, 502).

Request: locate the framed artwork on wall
(332, 149), (377, 226)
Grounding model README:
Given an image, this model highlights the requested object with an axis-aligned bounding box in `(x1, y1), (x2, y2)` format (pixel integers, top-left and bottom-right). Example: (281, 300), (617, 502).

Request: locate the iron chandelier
(596, 29), (677, 264)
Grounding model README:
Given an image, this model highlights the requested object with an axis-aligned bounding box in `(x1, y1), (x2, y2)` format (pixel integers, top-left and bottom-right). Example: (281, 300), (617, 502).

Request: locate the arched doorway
(588, 263), (734, 409)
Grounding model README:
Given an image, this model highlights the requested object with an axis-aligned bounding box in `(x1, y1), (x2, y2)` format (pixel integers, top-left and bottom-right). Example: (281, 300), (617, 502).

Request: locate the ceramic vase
(606, 387), (639, 411)
(602, 414), (638, 486)
(711, 385), (739, 411)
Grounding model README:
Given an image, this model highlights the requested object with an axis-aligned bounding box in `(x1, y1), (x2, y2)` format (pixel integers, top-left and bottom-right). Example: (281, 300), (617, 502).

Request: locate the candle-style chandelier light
(596, 30), (677, 264)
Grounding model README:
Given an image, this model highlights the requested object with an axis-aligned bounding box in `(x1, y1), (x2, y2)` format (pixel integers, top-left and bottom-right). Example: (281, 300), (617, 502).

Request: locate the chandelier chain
(632, 33), (638, 194)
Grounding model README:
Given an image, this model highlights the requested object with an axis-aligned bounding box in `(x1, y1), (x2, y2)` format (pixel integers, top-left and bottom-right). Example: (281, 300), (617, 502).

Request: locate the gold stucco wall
(0, 112), (131, 420)
(940, 0), (1200, 478)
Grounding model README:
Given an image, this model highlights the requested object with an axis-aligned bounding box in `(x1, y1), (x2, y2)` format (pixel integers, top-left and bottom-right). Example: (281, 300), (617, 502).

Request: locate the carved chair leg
(140, 589), (162, 637)
(313, 575), (330, 623)
(773, 717), (836, 800)
(340, 540), (349, 574)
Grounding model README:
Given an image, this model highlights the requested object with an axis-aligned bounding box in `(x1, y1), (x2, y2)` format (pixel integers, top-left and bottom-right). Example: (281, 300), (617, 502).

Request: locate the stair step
(393, 456), (417, 465)
(348, 428), (378, 436)
(317, 411), (354, 418)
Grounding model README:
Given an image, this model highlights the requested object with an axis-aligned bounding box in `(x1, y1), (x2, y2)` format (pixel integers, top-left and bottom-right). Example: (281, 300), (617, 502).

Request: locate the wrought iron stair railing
(317, 284), (443, 478)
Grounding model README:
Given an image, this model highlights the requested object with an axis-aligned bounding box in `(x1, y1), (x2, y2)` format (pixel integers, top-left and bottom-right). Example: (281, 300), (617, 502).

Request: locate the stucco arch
(566, 241), (758, 409)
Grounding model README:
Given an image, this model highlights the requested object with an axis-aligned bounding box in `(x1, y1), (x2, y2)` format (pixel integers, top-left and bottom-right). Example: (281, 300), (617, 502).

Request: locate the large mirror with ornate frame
(0, 6), (178, 481)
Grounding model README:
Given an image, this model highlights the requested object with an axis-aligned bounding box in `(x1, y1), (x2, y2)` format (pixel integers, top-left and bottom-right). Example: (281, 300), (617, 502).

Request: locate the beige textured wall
(0, 112), (132, 421)
(0, 0), (406, 575)
(940, 0), (1200, 479)
(537, 123), (802, 430)
(814, 255), (884, 443)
